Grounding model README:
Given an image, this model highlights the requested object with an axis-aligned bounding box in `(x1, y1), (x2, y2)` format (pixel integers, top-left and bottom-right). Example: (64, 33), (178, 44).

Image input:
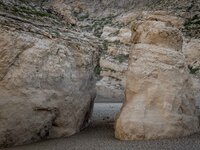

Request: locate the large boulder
(0, 26), (99, 147)
(115, 20), (199, 140)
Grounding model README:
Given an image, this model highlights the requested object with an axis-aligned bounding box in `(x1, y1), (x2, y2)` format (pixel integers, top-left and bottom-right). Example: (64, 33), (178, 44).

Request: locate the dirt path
(3, 103), (200, 150)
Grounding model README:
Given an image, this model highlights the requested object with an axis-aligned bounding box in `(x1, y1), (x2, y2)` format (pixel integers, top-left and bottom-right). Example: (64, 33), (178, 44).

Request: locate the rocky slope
(4, 0), (197, 104)
(74, 0), (199, 103)
(96, 10), (200, 105)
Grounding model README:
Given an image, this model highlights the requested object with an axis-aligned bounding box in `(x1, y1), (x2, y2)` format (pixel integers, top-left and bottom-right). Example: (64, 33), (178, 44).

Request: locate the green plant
(91, 14), (117, 37)
(114, 54), (129, 63)
(188, 65), (199, 74)
(102, 40), (108, 51)
(184, 15), (200, 28)
(12, 6), (55, 18)
(74, 11), (89, 21)
(183, 14), (200, 38)
(94, 65), (102, 76)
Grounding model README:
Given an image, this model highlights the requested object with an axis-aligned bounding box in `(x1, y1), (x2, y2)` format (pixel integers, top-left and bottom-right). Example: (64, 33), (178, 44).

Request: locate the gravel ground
(3, 103), (200, 150)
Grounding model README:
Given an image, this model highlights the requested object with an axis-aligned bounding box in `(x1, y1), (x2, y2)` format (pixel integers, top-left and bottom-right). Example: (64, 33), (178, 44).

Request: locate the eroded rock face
(115, 20), (199, 140)
(95, 25), (131, 102)
(183, 38), (200, 111)
(95, 11), (184, 103)
(51, 0), (77, 25)
(183, 39), (200, 70)
(0, 26), (99, 147)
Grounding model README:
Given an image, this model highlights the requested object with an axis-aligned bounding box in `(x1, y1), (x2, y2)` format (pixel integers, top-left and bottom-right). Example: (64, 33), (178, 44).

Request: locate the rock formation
(115, 20), (199, 140)
(0, 0), (200, 148)
(0, 27), (100, 148)
(183, 38), (200, 112)
(0, 1), (101, 148)
(95, 25), (131, 102)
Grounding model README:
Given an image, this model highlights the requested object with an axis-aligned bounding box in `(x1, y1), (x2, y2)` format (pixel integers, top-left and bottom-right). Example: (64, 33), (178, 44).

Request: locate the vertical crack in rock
(81, 93), (95, 130)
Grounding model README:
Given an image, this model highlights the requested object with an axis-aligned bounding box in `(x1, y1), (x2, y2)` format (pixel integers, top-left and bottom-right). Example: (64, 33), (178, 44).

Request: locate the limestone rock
(101, 26), (120, 42)
(192, 77), (200, 110)
(96, 18), (131, 103)
(0, 26), (99, 147)
(96, 24), (130, 103)
(95, 55), (128, 102)
(115, 20), (199, 140)
(100, 56), (128, 73)
(118, 28), (132, 45)
(183, 38), (200, 67)
(183, 38), (200, 112)
(116, 12), (139, 25)
(107, 45), (130, 56)
(142, 11), (184, 28)
(51, 0), (77, 25)
(131, 21), (183, 51)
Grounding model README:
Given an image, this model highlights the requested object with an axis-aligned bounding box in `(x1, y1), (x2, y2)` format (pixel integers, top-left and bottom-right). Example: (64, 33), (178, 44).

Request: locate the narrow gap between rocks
(90, 100), (123, 126)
